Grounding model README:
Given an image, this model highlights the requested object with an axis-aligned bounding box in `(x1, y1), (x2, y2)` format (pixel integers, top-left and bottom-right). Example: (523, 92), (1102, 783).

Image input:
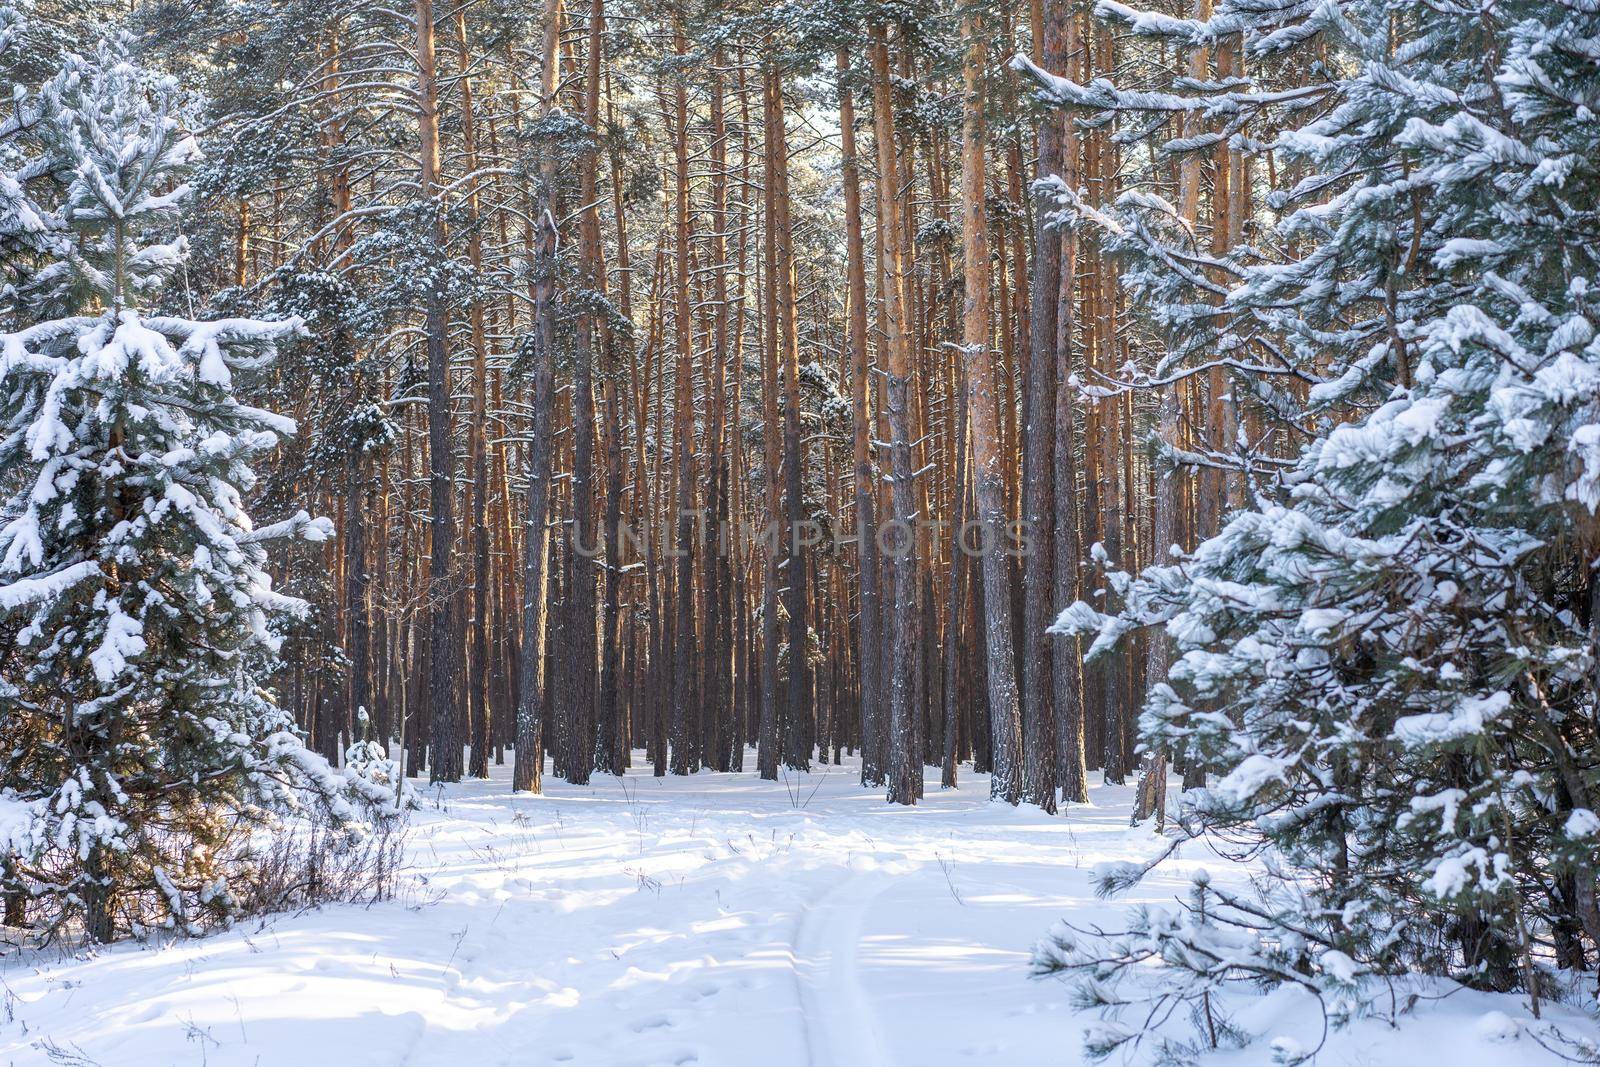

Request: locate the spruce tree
(0, 3), (60, 320)
(0, 37), (394, 943)
(1021, 0), (1600, 1051)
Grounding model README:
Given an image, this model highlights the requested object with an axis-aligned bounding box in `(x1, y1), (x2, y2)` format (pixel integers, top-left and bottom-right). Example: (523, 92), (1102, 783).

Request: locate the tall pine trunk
(838, 47), (885, 790)
(871, 25), (922, 806)
(668, 19), (699, 775)
(512, 0), (563, 793)
(1022, 0), (1065, 813)
(454, 8), (493, 781)
(416, 0), (459, 783)
(770, 70), (811, 772)
(959, 12), (1023, 805)
(564, 0), (603, 784)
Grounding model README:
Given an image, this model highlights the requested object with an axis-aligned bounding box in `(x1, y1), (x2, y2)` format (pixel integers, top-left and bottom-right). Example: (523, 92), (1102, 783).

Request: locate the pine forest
(3, 0), (1600, 1062)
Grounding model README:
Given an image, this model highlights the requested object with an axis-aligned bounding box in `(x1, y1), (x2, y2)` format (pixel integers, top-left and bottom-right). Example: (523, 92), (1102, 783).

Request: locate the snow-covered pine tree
(0, 37), (397, 943)
(1020, 0), (1600, 1053)
(0, 3), (61, 324)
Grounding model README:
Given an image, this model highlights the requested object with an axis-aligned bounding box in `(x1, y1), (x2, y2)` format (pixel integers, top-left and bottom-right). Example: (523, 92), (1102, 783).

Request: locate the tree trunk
(1135, 389), (1179, 828)
(770, 68), (811, 772)
(512, 0), (564, 794)
(453, 8), (493, 781)
(871, 25), (922, 806)
(564, 0), (603, 784)
(941, 387), (971, 788)
(959, 12), (1023, 805)
(343, 439), (370, 760)
(704, 46), (736, 773)
(598, 52), (628, 777)
(1022, 0), (1068, 814)
(757, 62), (785, 782)
(668, 18), (699, 776)
(416, 0), (459, 784)
(1051, 1), (1090, 802)
(838, 47), (885, 790)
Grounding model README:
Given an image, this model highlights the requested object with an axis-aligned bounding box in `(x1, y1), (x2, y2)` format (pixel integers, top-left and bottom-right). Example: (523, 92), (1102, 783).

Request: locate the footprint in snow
(630, 1013), (675, 1033)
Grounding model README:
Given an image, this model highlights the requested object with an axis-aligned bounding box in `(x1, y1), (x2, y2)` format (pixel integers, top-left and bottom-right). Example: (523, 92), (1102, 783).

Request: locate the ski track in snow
(794, 870), (889, 1067)
(1, 752), (1594, 1066)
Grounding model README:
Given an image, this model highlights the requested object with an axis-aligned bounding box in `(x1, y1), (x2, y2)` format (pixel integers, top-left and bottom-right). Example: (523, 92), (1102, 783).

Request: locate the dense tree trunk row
(237, 1), (1252, 815)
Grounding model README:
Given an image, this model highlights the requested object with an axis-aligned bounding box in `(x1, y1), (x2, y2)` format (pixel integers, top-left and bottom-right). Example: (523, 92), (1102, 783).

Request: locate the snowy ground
(0, 752), (1592, 1066)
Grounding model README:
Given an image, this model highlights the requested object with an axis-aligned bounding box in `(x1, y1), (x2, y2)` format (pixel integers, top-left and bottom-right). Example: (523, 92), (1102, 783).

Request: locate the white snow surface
(0, 753), (1592, 1066)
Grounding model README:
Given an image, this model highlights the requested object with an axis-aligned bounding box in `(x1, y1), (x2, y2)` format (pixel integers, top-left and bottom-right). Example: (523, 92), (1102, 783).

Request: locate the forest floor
(0, 753), (1593, 1066)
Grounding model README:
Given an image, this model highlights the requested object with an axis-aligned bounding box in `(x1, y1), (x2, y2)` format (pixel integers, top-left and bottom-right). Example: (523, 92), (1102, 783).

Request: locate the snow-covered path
(2, 754), (1591, 1066)
(0, 755), (1164, 1066)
